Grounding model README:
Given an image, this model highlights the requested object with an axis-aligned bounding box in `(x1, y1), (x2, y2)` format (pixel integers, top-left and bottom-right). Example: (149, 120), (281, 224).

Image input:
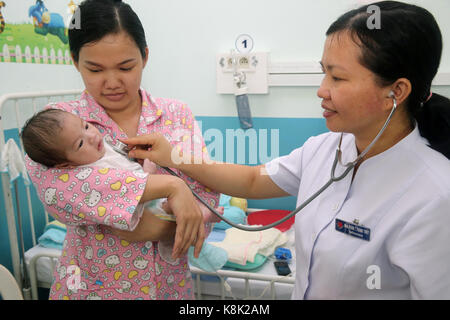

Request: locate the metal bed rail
(26, 252), (295, 300)
(190, 266), (295, 300)
(28, 252), (61, 300)
(0, 90), (82, 287)
(1, 91), (296, 300)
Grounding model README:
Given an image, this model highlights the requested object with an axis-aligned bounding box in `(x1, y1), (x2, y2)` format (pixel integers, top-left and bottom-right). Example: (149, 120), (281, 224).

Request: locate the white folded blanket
(210, 227), (287, 265)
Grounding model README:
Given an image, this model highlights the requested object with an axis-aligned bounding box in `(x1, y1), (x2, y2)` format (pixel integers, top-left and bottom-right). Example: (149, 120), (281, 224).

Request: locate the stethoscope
(110, 94), (397, 232)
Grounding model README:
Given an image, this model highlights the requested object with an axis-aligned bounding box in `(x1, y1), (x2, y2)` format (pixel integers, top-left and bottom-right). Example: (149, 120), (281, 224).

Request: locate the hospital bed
(0, 90), (295, 300)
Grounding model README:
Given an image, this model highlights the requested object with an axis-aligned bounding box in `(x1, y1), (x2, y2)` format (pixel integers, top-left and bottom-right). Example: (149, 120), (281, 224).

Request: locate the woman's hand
(121, 134), (206, 259)
(114, 175), (206, 259)
(166, 178), (206, 259)
(122, 133), (182, 169)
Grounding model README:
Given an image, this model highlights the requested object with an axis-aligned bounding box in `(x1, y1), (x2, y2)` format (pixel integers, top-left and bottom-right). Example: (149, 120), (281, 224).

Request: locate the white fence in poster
(0, 45), (72, 64)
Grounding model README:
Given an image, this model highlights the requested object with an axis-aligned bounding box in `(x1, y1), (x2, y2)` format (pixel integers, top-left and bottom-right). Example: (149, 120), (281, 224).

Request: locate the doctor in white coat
(114, 1), (450, 299)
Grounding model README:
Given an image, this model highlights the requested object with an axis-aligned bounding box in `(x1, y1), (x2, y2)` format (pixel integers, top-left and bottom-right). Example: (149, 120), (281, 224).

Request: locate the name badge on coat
(335, 218), (371, 241)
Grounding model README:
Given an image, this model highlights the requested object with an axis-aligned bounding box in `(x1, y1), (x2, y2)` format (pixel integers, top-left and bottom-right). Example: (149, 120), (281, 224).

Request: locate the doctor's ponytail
(416, 93), (450, 159)
(326, 1), (450, 159)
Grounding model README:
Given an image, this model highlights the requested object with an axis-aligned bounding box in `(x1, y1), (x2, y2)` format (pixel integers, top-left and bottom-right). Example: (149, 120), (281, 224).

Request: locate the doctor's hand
(122, 133), (183, 169)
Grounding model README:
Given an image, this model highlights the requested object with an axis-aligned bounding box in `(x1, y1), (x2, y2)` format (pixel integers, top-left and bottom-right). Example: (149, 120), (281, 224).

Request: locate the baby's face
(57, 112), (106, 167)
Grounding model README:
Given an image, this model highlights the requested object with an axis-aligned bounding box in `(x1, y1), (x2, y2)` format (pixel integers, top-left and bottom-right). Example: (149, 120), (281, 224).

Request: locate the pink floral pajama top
(25, 89), (219, 300)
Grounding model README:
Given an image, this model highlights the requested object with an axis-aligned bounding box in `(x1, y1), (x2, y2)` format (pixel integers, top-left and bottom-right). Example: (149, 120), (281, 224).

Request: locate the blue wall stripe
(197, 116), (328, 210)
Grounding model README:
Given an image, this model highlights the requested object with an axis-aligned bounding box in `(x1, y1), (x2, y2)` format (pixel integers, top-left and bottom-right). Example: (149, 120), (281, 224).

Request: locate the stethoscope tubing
(162, 97), (397, 232)
(162, 149), (350, 231)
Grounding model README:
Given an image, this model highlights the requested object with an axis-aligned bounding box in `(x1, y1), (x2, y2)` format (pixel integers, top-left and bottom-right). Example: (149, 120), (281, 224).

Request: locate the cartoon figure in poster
(0, 2), (6, 34)
(28, 0), (68, 44)
(68, 0), (77, 15)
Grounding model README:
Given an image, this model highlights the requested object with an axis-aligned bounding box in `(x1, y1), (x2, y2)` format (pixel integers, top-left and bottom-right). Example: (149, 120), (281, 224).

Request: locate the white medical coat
(265, 126), (450, 299)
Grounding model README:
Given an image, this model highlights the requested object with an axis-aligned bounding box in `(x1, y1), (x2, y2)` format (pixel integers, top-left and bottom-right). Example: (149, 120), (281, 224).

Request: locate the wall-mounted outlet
(219, 54), (254, 72)
(216, 52), (268, 94)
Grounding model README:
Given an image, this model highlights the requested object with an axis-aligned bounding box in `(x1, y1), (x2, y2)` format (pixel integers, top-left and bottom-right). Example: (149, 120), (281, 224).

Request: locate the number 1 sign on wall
(235, 34), (254, 54)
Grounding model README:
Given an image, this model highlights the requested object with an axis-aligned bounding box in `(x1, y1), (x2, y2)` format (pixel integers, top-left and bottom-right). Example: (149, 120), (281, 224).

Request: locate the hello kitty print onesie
(25, 89), (220, 300)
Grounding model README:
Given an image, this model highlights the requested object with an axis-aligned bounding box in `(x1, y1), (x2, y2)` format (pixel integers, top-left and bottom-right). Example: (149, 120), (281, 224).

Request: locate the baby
(21, 109), (223, 263)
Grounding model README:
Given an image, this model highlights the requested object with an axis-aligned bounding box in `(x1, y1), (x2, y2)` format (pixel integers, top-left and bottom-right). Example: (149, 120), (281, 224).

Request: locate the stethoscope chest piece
(104, 135), (136, 161)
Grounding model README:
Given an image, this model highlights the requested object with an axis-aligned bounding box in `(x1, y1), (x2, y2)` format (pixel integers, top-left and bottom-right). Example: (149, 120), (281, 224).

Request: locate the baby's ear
(55, 162), (74, 169)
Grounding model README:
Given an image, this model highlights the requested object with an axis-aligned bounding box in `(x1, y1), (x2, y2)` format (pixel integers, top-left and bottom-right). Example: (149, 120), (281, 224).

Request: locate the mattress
(24, 245), (61, 287)
(191, 226), (296, 299)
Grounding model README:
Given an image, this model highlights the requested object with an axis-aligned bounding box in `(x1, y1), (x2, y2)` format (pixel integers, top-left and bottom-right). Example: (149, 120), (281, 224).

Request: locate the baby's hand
(161, 200), (173, 215)
(199, 203), (224, 223)
(142, 158), (158, 174)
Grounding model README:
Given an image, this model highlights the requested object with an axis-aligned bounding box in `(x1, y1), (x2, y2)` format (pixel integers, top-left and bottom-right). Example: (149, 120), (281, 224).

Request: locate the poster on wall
(0, 0), (79, 65)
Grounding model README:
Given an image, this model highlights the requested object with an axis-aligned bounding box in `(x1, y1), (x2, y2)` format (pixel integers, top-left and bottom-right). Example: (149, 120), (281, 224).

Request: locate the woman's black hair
(326, 1), (450, 159)
(69, 0), (147, 62)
